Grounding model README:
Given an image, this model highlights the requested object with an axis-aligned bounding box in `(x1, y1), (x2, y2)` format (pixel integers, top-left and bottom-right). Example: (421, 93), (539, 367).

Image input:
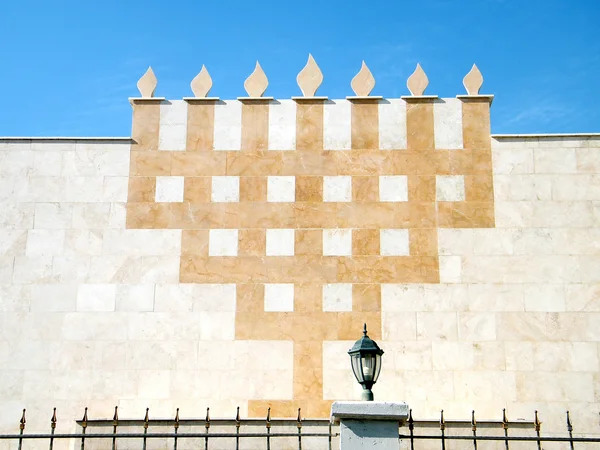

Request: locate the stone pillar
(331, 401), (409, 450)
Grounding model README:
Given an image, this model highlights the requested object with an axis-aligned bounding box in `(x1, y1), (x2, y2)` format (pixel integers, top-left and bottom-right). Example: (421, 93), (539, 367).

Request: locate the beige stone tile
(468, 283), (524, 312)
(504, 341), (534, 371)
(416, 312), (457, 341)
(382, 283), (469, 312)
(523, 284), (565, 312)
(492, 147), (534, 174)
(454, 371), (516, 401)
(382, 312), (416, 340)
(534, 148), (577, 173)
(564, 283), (600, 311)
(458, 312), (496, 341)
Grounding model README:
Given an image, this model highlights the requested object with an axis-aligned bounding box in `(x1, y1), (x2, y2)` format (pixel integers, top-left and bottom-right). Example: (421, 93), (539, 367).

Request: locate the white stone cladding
(1, 132), (600, 432)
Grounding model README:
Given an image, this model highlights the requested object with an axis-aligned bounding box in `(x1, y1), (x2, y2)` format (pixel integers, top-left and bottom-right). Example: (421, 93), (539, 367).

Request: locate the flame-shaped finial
(351, 61), (375, 96)
(191, 65), (213, 98)
(244, 61), (269, 97)
(297, 54), (323, 97)
(406, 63), (429, 96)
(463, 64), (484, 95)
(137, 67), (158, 98)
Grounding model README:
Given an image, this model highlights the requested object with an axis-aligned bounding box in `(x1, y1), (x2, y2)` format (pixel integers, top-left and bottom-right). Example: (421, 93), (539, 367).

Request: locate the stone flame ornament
(406, 63), (429, 96)
(296, 54), (323, 97)
(191, 65), (213, 98)
(351, 61), (376, 96)
(136, 66), (158, 98)
(463, 64), (484, 95)
(244, 61), (269, 97)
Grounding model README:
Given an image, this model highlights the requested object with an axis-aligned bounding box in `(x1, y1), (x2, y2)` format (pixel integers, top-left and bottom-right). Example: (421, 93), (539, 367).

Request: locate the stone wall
(0, 100), (599, 434)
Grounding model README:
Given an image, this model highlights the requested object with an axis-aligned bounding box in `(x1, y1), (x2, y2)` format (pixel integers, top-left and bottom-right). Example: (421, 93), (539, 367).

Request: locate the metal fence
(1, 407), (599, 450)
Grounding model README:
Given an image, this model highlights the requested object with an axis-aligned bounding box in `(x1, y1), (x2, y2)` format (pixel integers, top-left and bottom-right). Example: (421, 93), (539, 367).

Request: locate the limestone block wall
(0, 99), (599, 435)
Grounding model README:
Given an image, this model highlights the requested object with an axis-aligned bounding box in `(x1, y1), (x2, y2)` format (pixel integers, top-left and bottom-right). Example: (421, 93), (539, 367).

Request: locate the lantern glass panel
(361, 354), (375, 382)
(350, 353), (363, 383)
(373, 353), (382, 383)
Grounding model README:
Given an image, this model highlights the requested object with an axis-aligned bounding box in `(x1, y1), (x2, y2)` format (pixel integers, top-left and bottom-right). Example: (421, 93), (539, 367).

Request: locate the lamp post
(348, 323), (384, 401)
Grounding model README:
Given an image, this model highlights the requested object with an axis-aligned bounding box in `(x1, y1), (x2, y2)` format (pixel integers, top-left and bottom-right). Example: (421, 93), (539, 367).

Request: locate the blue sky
(0, 0), (598, 136)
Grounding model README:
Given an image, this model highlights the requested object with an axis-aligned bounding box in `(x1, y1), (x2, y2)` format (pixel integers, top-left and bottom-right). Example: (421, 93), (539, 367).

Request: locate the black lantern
(348, 323), (384, 401)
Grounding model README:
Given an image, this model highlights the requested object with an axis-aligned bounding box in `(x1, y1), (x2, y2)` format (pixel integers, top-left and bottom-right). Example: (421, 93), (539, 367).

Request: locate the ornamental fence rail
(0, 407), (599, 450)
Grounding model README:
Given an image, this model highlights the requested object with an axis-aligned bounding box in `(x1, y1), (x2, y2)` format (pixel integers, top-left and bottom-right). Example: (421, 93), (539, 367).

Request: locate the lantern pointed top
(363, 323), (368, 336)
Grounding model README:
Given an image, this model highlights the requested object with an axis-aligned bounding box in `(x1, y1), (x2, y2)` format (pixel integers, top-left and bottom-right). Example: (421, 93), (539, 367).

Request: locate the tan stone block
(465, 174), (494, 202)
(183, 177), (211, 203)
(352, 229), (379, 256)
(352, 283), (380, 312)
(461, 100), (491, 149)
(409, 228), (438, 256)
(295, 229), (322, 255)
(186, 102), (215, 151)
(437, 201), (495, 228)
(238, 176), (267, 202)
(129, 151), (171, 176)
(351, 102), (379, 149)
(407, 175), (435, 202)
(406, 102), (434, 149)
(294, 283), (322, 312)
(132, 103), (160, 151)
(238, 229), (266, 256)
(225, 151), (283, 176)
(241, 103), (269, 151)
(296, 101), (324, 151)
(170, 152), (227, 176)
(295, 176), (323, 201)
(352, 176), (378, 202)
(127, 177), (156, 202)
(181, 229), (209, 256)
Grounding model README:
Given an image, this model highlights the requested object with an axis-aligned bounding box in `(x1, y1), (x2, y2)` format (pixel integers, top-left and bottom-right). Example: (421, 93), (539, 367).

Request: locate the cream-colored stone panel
(532, 341), (599, 372)
(266, 229), (295, 256)
(213, 100), (242, 150)
(454, 371), (517, 401)
(458, 312), (496, 341)
(379, 175), (408, 202)
(380, 229), (409, 256)
(155, 176), (184, 202)
(523, 284), (566, 312)
(323, 100), (351, 150)
(564, 284), (600, 311)
(437, 228), (473, 255)
(472, 228), (514, 255)
(323, 176), (351, 202)
(462, 255), (581, 283)
(497, 312), (588, 342)
(512, 228), (554, 255)
(211, 176), (240, 202)
(0, 202), (34, 229)
(436, 175), (465, 201)
(267, 176), (295, 202)
(378, 99), (407, 150)
(115, 284), (155, 311)
(0, 149), (33, 176)
(208, 229), (238, 256)
(268, 100), (296, 150)
(0, 257), (13, 283)
(381, 284), (469, 312)
(534, 147), (577, 173)
(62, 147), (130, 176)
(32, 150), (63, 176)
(76, 284), (116, 311)
(433, 98), (463, 149)
(102, 230), (181, 256)
(12, 256), (54, 284)
(0, 176), (29, 203)
(264, 283), (294, 312)
(71, 203), (110, 229)
(102, 176), (129, 202)
(158, 101), (188, 151)
(468, 283), (524, 311)
(155, 283), (236, 312)
(493, 174), (552, 201)
(0, 285), (31, 312)
(30, 284), (77, 312)
(576, 147), (600, 172)
(86, 255), (180, 283)
(439, 255), (461, 283)
(381, 312), (417, 340)
(491, 146), (534, 174)
(551, 174), (600, 200)
(322, 283), (352, 312)
(25, 229), (64, 257)
(416, 312), (458, 340)
(322, 229), (352, 256)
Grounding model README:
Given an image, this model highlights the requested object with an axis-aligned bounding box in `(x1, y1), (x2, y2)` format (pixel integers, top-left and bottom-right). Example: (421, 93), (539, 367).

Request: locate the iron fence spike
(19, 409), (26, 430)
(471, 410), (477, 431)
(51, 408), (57, 429)
(113, 406), (119, 422)
(82, 407), (88, 424)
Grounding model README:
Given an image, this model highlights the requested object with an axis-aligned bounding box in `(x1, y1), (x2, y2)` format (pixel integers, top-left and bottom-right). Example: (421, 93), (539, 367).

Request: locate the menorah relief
(126, 59), (495, 417)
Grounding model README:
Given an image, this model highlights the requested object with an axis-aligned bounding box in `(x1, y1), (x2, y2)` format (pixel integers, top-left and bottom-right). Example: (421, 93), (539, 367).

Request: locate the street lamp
(348, 323), (384, 401)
